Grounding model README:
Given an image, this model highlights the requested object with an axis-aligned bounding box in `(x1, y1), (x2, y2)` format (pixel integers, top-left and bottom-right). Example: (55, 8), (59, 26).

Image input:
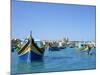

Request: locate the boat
(11, 47), (15, 52)
(49, 47), (60, 51)
(79, 44), (93, 54)
(58, 46), (66, 49)
(17, 32), (45, 62)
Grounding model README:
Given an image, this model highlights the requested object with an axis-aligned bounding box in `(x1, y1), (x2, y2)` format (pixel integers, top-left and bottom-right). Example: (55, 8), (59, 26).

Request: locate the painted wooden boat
(18, 32), (45, 62)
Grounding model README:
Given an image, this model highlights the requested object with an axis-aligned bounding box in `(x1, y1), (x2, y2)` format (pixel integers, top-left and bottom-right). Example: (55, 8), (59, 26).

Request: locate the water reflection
(11, 48), (96, 74)
(15, 60), (45, 74)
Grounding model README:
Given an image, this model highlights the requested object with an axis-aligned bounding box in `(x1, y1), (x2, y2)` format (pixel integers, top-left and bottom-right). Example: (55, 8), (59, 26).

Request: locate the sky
(12, 0), (96, 41)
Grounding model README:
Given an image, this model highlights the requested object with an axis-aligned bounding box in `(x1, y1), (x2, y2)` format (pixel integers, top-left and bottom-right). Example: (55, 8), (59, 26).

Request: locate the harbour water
(11, 48), (96, 74)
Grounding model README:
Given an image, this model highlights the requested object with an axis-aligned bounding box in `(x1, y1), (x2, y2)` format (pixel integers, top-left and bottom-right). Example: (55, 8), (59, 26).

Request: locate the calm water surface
(11, 48), (96, 74)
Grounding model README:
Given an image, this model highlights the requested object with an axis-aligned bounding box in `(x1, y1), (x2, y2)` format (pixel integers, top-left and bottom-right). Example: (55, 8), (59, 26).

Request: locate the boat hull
(19, 50), (44, 62)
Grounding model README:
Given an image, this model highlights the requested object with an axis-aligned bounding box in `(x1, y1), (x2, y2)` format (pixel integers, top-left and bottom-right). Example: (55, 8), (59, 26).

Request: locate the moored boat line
(12, 37), (96, 51)
(11, 34), (96, 57)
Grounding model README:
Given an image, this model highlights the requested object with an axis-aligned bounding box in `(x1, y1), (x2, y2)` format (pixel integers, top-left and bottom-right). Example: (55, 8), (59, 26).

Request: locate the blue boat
(18, 32), (45, 62)
(49, 47), (60, 51)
